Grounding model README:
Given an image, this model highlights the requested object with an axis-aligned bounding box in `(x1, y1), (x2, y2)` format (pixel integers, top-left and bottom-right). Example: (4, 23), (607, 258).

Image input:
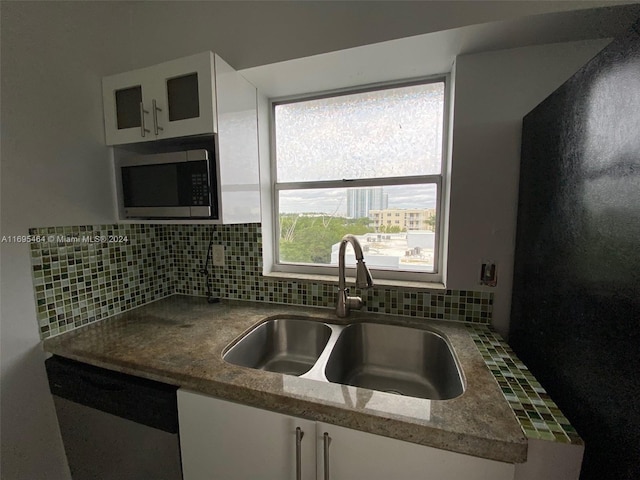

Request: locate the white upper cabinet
(105, 52), (260, 224)
(103, 52), (228, 145)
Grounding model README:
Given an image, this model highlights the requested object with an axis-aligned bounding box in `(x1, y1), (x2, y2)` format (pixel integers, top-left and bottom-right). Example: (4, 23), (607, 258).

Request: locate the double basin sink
(223, 317), (464, 401)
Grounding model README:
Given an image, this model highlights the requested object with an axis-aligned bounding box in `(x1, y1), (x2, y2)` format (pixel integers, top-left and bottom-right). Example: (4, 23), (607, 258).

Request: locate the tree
(280, 214), (299, 242)
(423, 215), (436, 231)
(378, 225), (403, 233)
(279, 214), (373, 264)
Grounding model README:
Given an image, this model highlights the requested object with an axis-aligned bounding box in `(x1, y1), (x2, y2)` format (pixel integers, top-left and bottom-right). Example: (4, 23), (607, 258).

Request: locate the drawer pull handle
(295, 427), (304, 480)
(323, 432), (331, 480)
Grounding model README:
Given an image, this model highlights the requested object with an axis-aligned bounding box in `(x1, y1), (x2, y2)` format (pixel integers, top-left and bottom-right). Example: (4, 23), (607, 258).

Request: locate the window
(271, 78), (448, 282)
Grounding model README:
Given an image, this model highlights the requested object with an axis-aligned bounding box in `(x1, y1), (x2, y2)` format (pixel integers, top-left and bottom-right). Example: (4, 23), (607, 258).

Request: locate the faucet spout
(336, 234), (374, 318)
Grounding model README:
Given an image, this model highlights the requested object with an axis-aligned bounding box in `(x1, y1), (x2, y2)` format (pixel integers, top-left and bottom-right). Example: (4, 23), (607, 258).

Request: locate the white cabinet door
(102, 66), (157, 145)
(317, 422), (515, 480)
(178, 390), (316, 480)
(151, 52), (216, 140)
(213, 54), (261, 224)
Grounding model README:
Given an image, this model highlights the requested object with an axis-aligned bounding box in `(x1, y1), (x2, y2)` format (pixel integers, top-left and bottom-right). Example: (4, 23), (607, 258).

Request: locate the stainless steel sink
(223, 317), (464, 401)
(223, 318), (332, 376)
(324, 323), (464, 400)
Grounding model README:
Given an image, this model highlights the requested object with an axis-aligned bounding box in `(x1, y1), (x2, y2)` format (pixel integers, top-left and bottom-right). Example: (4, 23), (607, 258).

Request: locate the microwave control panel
(191, 173), (210, 206)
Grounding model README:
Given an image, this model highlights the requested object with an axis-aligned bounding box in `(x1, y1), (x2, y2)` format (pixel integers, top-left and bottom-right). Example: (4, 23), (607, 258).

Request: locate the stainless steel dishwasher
(45, 355), (183, 480)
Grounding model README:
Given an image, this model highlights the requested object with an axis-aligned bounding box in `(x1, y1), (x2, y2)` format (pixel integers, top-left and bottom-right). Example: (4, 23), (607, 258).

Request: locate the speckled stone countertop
(43, 295), (527, 463)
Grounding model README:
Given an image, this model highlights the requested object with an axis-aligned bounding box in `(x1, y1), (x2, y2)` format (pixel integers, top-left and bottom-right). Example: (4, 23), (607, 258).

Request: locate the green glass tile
(466, 324), (581, 446)
(538, 431), (556, 441)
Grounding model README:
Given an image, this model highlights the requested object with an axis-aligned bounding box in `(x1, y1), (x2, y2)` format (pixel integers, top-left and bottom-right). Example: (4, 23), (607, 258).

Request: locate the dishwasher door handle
(78, 374), (126, 392)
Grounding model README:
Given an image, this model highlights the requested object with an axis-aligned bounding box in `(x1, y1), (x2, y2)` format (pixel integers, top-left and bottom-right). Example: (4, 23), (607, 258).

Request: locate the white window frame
(269, 75), (451, 284)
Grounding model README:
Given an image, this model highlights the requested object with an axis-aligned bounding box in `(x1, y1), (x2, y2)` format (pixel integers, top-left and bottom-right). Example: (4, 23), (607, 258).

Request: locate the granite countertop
(42, 295), (527, 463)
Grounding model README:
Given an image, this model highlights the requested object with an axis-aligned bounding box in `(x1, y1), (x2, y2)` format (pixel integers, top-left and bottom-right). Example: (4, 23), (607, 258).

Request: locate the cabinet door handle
(152, 99), (163, 136)
(139, 102), (150, 137)
(295, 427), (304, 480)
(323, 432), (331, 480)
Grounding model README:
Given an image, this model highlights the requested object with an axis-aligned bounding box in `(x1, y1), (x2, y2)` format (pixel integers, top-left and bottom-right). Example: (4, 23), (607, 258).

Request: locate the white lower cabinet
(315, 422), (515, 480)
(178, 390), (315, 480)
(178, 389), (516, 480)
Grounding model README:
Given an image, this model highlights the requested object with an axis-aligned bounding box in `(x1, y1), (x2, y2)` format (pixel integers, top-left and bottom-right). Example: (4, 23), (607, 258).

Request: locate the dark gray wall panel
(511, 18), (640, 480)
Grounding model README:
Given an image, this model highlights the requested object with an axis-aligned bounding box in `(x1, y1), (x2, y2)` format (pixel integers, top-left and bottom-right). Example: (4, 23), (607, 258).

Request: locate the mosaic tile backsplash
(30, 223), (493, 338)
(468, 325), (582, 445)
(29, 225), (173, 338)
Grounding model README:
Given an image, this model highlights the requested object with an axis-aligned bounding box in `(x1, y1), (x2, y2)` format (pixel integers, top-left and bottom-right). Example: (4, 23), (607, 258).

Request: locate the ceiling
(124, 1), (640, 70)
(240, 3), (640, 97)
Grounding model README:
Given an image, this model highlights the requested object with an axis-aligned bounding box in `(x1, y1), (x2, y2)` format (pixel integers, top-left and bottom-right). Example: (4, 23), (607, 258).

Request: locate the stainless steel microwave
(117, 149), (218, 219)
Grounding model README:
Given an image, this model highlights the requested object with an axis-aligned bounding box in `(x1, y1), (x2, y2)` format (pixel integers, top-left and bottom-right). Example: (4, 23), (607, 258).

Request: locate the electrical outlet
(480, 261), (497, 287)
(211, 245), (225, 267)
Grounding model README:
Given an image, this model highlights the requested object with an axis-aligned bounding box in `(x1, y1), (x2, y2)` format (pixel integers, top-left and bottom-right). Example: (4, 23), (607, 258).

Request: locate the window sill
(262, 270), (446, 291)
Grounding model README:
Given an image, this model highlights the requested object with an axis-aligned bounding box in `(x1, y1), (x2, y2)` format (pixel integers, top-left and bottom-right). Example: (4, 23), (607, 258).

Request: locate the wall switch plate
(480, 262), (497, 287)
(211, 245), (225, 267)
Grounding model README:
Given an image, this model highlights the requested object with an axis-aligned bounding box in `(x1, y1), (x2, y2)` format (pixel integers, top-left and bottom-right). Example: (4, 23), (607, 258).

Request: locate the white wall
(448, 40), (610, 335)
(0, 3), (136, 478)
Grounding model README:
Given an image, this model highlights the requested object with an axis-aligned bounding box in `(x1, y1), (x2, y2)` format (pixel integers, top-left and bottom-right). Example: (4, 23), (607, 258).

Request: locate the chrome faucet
(336, 234), (374, 317)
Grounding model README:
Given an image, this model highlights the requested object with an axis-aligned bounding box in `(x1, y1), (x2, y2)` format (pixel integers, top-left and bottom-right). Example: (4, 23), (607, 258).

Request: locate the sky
(279, 184), (437, 215)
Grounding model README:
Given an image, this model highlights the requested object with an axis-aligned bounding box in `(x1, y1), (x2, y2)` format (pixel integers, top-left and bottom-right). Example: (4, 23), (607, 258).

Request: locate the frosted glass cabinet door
(178, 390), (316, 480)
(151, 52), (217, 140)
(316, 422), (516, 480)
(102, 67), (157, 145)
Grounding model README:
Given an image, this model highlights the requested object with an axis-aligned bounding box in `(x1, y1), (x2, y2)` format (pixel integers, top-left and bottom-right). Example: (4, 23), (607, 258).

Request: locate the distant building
(407, 231), (435, 249)
(369, 208), (436, 231)
(346, 188), (388, 219)
(329, 232), (434, 272)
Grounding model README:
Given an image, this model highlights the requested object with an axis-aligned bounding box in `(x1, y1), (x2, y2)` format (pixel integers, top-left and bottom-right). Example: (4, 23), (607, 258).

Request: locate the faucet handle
(345, 296), (364, 311)
(355, 260), (374, 289)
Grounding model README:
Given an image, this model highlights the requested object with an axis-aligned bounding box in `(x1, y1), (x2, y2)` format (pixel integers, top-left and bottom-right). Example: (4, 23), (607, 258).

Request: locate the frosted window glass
(275, 82), (444, 182)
